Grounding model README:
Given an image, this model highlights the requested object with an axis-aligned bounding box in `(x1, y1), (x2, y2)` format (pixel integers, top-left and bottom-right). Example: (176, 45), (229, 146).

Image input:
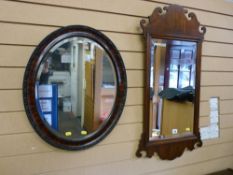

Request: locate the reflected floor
(58, 111), (83, 138)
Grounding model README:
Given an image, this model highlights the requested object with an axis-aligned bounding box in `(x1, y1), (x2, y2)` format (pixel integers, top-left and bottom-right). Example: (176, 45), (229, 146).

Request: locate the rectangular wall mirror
(136, 4), (206, 160)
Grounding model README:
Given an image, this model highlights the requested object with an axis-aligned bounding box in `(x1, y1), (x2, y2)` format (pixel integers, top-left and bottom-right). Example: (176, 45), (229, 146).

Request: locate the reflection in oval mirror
(150, 39), (197, 139)
(36, 37), (116, 139)
(23, 25), (127, 150)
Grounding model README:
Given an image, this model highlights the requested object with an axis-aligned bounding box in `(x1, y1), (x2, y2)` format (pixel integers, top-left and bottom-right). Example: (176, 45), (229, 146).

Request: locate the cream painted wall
(0, 0), (232, 174)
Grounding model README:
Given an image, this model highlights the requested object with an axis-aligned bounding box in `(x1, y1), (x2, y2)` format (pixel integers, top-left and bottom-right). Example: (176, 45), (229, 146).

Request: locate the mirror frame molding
(136, 4), (206, 160)
(23, 25), (127, 150)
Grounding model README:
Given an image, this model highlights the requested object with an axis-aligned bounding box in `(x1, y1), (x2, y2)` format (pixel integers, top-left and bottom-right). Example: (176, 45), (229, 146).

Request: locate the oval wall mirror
(23, 25), (127, 150)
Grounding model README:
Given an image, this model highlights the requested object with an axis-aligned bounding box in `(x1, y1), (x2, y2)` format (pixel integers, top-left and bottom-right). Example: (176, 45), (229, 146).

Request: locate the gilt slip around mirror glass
(23, 25), (127, 150)
(136, 4), (206, 160)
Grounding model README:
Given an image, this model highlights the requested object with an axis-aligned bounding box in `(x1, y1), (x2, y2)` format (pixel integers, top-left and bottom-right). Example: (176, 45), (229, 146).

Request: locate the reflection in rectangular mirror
(149, 39), (197, 139)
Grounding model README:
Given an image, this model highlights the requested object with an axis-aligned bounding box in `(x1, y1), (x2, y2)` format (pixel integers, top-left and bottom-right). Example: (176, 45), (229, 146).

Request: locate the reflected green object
(158, 86), (194, 102)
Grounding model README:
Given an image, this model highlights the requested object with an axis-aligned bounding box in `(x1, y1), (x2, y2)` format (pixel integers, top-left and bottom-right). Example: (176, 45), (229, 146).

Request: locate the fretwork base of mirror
(136, 4), (206, 160)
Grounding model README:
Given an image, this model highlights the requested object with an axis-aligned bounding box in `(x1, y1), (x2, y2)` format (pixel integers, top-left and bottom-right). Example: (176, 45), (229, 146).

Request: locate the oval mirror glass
(23, 25), (127, 150)
(36, 37), (116, 139)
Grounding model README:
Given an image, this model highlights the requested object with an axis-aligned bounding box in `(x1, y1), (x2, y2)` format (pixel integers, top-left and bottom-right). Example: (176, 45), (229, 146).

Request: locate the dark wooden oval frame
(136, 4), (206, 160)
(23, 25), (127, 150)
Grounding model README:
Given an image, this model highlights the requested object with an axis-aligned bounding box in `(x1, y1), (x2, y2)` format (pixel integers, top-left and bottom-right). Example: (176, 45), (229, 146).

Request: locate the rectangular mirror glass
(149, 39), (197, 139)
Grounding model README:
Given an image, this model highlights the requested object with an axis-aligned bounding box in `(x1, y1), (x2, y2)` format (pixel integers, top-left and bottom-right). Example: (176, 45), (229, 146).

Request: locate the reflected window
(166, 42), (196, 89)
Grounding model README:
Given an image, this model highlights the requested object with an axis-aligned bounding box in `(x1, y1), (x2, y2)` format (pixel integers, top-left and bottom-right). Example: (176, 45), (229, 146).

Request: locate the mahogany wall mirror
(23, 25), (127, 150)
(136, 4), (206, 160)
